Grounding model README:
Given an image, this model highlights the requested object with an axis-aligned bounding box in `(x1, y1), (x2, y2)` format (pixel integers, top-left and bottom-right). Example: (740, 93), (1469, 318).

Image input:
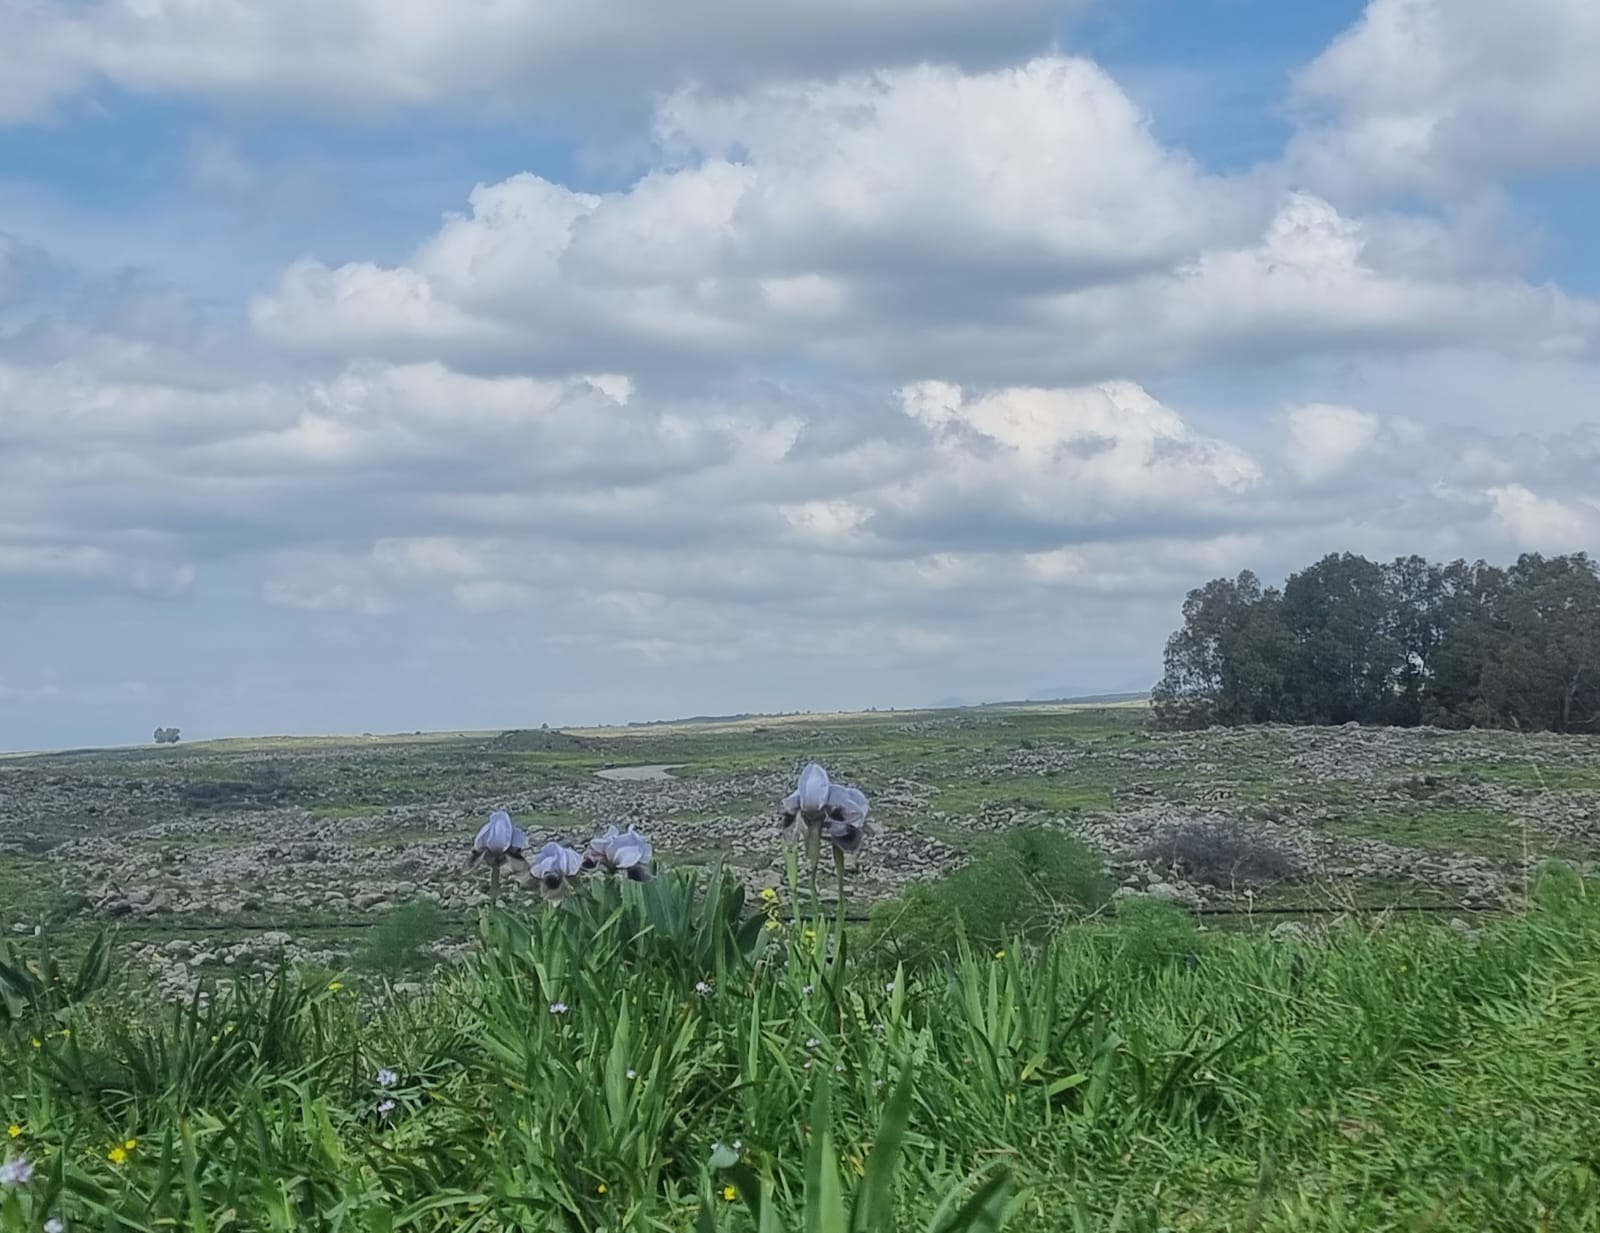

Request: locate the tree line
(1152, 552), (1600, 733)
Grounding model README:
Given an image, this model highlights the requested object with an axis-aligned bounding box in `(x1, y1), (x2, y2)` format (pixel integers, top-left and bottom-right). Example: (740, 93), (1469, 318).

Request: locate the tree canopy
(1152, 552), (1600, 733)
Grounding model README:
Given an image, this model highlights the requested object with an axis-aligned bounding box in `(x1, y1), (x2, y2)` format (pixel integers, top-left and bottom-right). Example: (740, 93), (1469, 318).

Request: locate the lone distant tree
(152, 726), (181, 745)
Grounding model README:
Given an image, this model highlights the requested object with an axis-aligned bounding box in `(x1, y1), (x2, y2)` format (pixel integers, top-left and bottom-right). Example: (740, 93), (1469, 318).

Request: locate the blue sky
(2, 0), (1598, 749)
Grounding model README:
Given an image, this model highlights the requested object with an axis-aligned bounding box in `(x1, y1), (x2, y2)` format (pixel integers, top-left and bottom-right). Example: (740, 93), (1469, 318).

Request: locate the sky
(2, 0), (1599, 750)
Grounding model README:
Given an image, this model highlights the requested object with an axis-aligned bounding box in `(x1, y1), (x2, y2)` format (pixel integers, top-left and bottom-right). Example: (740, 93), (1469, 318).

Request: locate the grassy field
(2, 705), (1599, 979)
(3, 706), (1600, 1229)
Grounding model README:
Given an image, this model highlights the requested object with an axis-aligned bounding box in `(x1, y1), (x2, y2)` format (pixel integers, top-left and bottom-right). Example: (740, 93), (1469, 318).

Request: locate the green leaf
(927, 1171), (1013, 1233)
(852, 1062), (916, 1233)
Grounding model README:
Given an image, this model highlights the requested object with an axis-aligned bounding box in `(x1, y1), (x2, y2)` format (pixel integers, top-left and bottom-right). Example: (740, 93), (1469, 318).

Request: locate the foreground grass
(3, 863), (1599, 1232)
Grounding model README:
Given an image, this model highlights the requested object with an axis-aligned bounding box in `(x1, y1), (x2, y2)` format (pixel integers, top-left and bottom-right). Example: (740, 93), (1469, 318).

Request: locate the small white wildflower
(625, 1068), (638, 1080)
(694, 980), (712, 997)
(804, 1060), (814, 1070)
(835, 1064), (845, 1073)
(873, 1079), (885, 1089)
(806, 1037), (821, 1050)
(46, 1219), (66, 1233)
(802, 985), (814, 995)
(376, 1068), (398, 1088)
(377, 1099), (396, 1115)
(550, 1002), (569, 1015)
(0, 1155), (33, 1185)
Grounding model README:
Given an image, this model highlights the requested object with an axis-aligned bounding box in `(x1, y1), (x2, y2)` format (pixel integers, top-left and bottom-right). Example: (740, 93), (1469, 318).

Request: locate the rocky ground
(3, 708), (1597, 1000)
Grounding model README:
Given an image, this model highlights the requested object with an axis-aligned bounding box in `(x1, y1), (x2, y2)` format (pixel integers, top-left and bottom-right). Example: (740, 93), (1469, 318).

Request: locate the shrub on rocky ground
(1137, 819), (1302, 887)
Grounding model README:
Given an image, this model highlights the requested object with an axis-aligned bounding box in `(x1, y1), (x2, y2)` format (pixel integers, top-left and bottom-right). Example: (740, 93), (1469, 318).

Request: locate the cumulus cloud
(6, 322), (1592, 629)
(5, 8), (1600, 746)
(252, 60), (1599, 386)
(1485, 484), (1600, 553)
(1290, 0), (1600, 198)
(1280, 404), (1383, 483)
(0, 0), (1072, 123)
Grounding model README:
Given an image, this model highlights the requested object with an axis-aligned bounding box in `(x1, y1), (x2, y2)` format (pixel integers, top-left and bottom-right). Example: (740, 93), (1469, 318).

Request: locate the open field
(3, 705), (1599, 997)
(5, 707), (1600, 1231)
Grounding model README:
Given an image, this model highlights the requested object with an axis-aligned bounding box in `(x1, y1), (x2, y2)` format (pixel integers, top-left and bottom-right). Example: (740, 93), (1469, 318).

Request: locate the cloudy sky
(2, 0), (1598, 749)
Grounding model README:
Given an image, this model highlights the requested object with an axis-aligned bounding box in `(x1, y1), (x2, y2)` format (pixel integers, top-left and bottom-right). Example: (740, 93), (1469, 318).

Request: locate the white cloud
(372, 537), (493, 579)
(6, 15), (1600, 747)
(0, 0), (1072, 123)
(878, 381), (1263, 545)
(263, 579), (393, 616)
(1280, 404), (1382, 482)
(250, 61), (1598, 386)
(1291, 0), (1600, 198)
(0, 539), (195, 599)
(1486, 484), (1600, 553)
(452, 579), (536, 613)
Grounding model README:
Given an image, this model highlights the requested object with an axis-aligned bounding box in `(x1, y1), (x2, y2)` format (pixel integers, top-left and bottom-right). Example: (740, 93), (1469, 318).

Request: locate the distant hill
(975, 691), (1149, 710)
(488, 728), (592, 751)
(927, 688), (1151, 710)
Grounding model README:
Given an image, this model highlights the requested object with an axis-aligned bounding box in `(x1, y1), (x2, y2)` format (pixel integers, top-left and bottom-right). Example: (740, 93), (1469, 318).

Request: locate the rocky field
(3, 705), (1598, 999)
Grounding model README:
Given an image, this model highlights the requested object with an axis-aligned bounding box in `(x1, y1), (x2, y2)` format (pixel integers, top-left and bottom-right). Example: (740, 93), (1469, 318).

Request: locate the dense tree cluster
(152, 727), (181, 745)
(1153, 553), (1600, 733)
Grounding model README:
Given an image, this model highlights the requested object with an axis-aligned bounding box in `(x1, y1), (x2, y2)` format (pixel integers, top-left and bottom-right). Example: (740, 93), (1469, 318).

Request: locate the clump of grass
(350, 900), (449, 981)
(868, 828), (1113, 965)
(1109, 896), (1203, 973)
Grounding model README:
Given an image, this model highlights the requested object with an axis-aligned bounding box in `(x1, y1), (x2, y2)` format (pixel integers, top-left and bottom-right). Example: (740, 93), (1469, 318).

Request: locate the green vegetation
(4, 859), (1599, 1231)
(351, 902), (451, 981)
(6, 702), (1600, 1228)
(1156, 550), (1600, 733)
(869, 829), (1112, 964)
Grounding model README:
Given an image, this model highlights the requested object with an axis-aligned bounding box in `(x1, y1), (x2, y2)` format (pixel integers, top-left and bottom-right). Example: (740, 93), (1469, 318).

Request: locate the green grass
(1328, 807), (1581, 861)
(0, 857), (73, 928)
(1431, 759), (1600, 791)
(3, 862), (1598, 1232)
(310, 803), (403, 820)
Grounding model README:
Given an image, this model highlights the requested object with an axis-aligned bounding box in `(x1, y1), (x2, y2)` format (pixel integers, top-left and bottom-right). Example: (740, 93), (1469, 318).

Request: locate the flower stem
(805, 823), (822, 923)
(489, 861), (501, 910)
(785, 845), (801, 927)
(833, 844), (847, 940)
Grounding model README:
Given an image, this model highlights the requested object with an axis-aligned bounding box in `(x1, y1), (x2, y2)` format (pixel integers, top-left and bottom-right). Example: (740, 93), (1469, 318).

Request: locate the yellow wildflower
(327, 981), (344, 992)
(994, 949), (1006, 960)
(596, 1183), (608, 1195)
(759, 888), (778, 903)
(30, 1038), (41, 1049)
(765, 919), (782, 933)
(6, 1124), (21, 1139)
(721, 1185), (738, 1202)
(123, 1138), (138, 1152)
(107, 1146), (128, 1166)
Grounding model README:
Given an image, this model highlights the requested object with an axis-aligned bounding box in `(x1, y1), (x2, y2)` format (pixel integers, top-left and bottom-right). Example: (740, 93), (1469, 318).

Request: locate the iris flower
(533, 842), (585, 901)
(781, 762), (871, 853)
(466, 810), (530, 876)
(584, 825), (655, 881)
